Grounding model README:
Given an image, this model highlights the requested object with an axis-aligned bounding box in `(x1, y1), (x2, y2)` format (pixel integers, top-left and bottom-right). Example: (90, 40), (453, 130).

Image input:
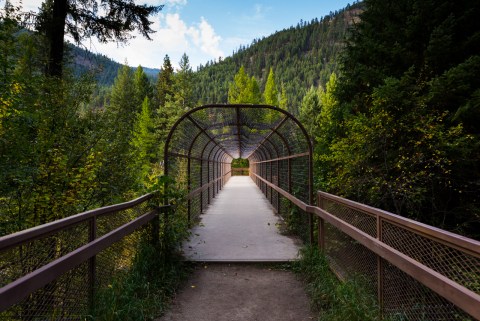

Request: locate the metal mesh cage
(164, 105), (314, 241)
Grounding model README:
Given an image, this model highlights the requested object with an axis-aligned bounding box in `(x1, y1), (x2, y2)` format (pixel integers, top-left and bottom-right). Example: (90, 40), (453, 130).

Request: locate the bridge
(0, 105), (479, 320)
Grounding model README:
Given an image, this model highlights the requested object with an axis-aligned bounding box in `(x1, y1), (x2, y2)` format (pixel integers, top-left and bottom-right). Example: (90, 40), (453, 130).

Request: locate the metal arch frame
(163, 104), (314, 242)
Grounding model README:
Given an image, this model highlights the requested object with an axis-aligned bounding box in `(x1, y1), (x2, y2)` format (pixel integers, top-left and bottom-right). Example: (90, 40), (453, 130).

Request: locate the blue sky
(13, 0), (354, 70)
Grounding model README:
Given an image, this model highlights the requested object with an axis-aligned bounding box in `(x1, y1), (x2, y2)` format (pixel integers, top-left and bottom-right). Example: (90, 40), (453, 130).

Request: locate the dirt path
(157, 264), (313, 321)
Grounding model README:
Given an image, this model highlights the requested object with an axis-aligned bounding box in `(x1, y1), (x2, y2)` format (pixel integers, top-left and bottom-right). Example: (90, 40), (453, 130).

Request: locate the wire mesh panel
(0, 195), (161, 320)
(318, 191), (480, 321)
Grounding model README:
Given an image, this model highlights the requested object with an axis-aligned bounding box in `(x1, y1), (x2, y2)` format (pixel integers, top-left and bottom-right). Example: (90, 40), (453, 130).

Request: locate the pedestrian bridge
(0, 105), (479, 320)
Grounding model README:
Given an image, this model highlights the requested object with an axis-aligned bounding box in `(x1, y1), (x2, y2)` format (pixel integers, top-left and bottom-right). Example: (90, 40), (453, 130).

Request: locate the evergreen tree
(228, 66), (249, 103)
(228, 66), (262, 104)
(263, 68), (279, 106)
(246, 76), (262, 104)
(110, 63), (136, 124)
(156, 55), (174, 109)
(35, 0), (162, 77)
(299, 86), (321, 138)
(133, 65), (152, 108)
(332, 0), (480, 236)
(175, 53), (194, 109)
(279, 83), (289, 110)
(131, 97), (155, 187)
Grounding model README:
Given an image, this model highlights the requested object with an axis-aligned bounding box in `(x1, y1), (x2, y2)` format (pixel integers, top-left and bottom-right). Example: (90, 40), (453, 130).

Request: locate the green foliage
(327, 0), (480, 237)
(133, 65), (153, 106)
(90, 242), (188, 321)
(174, 53), (194, 109)
(231, 158), (249, 168)
(299, 86), (321, 138)
(263, 67), (279, 106)
(193, 4), (362, 113)
(293, 246), (380, 321)
(156, 55), (174, 109)
(131, 97), (155, 189)
(228, 66), (262, 104)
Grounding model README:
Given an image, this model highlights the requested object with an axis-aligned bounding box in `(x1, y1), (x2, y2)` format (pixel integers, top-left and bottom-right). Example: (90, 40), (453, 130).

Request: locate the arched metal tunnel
(164, 104), (314, 241)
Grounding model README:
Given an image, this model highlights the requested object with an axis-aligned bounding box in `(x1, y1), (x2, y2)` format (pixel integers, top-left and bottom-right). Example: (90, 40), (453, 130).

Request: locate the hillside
(68, 44), (160, 86)
(192, 2), (363, 115)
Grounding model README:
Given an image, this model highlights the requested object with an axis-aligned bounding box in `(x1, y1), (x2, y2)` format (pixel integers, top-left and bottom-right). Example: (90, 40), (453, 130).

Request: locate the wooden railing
(0, 194), (169, 318)
(252, 172), (480, 320)
(231, 167), (249, 176)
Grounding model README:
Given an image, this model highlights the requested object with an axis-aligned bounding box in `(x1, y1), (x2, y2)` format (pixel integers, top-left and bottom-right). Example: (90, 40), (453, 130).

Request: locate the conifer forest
(1, 0), (479, 240)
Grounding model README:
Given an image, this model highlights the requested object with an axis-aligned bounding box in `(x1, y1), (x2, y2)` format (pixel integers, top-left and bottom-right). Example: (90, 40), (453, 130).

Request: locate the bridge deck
(182, 176), (301, 262)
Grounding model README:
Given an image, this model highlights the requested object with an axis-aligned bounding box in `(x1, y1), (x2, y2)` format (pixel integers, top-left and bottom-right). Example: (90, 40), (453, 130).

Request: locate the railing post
(88, 216), (97, 310)
(152, 208), (160, 246)
(187, 156), (191, 224)
(200, 158), (203, 213)
(317, 193), (325, 250)
(377, 215), (384, 317)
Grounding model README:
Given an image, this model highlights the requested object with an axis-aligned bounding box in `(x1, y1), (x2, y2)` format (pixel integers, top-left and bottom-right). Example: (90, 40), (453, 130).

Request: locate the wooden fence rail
(252, 172), (480, 320)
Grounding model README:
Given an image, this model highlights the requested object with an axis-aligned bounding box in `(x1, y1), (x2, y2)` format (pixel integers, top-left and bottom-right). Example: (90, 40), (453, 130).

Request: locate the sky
(10, 0), (354, 70)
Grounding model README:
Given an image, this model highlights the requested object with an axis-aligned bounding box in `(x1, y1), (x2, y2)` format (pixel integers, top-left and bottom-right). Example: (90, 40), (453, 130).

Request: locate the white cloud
(197, 17), (223, 58)
(6, 0), (223, 69)
(84, 12), (223, 70)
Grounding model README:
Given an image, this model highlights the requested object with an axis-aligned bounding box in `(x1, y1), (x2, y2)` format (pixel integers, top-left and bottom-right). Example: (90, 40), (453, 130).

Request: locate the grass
(293, 246), (381, 321)
(88, 241), (191, 321)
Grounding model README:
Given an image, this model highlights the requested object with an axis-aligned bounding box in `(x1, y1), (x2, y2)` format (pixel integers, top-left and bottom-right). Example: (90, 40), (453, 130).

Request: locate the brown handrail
(0, 193), (156, 252)
(310, 205), (480, 319)
(186, 175), (228, 199)
(317, 191), (480, 257)
(251, 173), (480, 319)
(0, 208), (164, 312)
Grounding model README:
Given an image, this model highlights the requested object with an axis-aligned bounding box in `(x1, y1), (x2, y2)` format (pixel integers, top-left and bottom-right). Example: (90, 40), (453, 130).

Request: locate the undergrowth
(88, 241), (190, 321)
(88, 178), (192, 321)
(293, 246), (381, 321)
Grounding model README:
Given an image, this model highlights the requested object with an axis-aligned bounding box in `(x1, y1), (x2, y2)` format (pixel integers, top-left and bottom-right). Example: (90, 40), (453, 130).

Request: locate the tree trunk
(47, 0), (67, 77)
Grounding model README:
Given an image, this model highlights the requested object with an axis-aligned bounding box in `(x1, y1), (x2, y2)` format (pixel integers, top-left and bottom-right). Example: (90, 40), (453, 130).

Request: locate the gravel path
(157, 264), (313, 321)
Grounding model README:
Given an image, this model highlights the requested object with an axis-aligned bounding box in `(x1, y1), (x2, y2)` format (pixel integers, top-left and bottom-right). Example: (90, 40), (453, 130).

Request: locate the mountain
(68, 44), (160, 86)
(192, 2), (363, 115)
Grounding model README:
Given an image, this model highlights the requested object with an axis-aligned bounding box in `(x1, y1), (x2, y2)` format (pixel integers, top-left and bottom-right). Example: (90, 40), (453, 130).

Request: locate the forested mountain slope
(68, 45), (159, 85)
(192, 3), (362, 114)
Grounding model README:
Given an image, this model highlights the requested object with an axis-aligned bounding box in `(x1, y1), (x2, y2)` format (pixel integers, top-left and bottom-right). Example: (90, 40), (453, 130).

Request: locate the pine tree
(299, 86), (321, 138)
(175, 53), (193, 109)
(228, 66), (249, 103)
(131, 97), (155, 186)
(110, 63), (136, 126)
(279, 83), (288, 110)
(156, 55), (174, 109)
(246, 76), (262, 104)
(133, 66), (152, 108)
(263, 67), (279, 106)
(228, 66), (262, 104)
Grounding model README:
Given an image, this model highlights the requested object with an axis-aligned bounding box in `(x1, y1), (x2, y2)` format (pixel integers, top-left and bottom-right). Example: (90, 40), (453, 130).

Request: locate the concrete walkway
(182, 176), (301, 262)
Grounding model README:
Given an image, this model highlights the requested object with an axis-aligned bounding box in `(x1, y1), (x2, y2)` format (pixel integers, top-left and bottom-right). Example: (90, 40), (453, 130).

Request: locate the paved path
(157, 264), (313, 321)
(182, 176), (301, 262)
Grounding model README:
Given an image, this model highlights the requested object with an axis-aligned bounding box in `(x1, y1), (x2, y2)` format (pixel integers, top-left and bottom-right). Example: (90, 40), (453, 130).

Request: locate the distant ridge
(192, 2), (363, 114)
(68, 44), (160, 86)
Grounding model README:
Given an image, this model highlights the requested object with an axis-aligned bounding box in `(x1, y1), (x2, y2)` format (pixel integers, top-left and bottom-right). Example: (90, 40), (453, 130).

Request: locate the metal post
(88, 217), (97, 310)
(377, 215), (384, 316)
(317, 194), (325, 250)
(200, 157), (203, 213)
(187, 156), (191, 224)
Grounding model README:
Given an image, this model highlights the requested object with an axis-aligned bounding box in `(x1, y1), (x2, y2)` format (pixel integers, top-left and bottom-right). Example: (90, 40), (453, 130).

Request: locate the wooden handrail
(0, 193), (157, 252)
(251, 172), (480, 319)
(0, 207), (166, 312)
(317, 191), (480, 257)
